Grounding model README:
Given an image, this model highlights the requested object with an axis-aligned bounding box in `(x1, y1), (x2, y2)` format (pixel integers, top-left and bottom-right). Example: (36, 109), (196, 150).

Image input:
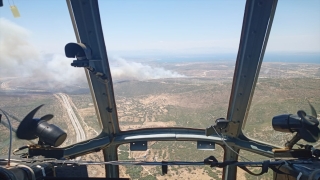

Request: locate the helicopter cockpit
(0, 0), (320, 180)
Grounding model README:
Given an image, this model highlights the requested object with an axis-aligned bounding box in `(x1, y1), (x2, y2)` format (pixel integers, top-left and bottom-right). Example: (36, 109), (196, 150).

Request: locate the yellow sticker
(10, 5), (20, 18)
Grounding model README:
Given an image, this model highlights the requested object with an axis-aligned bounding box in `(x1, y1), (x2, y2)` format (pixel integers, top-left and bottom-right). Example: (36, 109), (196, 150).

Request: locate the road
(55, 93), (86, 143)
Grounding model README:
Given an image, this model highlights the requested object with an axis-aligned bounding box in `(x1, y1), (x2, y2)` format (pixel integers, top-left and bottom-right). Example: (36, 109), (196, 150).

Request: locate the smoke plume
(0, 18), (88, 88)
(0, 18), (184, 91)
(110, 57), (185, 80)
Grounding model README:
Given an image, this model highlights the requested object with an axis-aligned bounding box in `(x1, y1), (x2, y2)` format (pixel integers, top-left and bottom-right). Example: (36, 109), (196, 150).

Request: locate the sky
(0, 0), (319, 57)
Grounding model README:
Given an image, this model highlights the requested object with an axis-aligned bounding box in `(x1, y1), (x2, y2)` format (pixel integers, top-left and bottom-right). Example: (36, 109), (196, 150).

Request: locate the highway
(55, 93), (86, 143)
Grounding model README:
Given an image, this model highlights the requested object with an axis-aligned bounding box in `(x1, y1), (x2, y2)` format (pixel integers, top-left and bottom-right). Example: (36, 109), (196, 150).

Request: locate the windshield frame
(63, 0), (279, 179)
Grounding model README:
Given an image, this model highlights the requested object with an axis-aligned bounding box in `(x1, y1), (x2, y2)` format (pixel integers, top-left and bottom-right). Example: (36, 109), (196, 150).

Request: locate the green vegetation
(140, 175), (157, 180)
(125, 165), (143, 180)
(117, 141), (224, 179)
(69, 94), (101, 132)
(204, 165), (219, 179)
(244, 78), (320, 147)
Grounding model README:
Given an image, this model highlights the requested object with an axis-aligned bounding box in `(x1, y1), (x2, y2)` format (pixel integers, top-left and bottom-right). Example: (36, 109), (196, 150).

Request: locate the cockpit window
(100, 1), (246, 130)
(0, 1), (101, 154)
(242, 0), (320, 147)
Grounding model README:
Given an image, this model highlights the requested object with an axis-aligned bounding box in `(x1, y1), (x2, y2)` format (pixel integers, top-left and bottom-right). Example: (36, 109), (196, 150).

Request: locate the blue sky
(0, 0), (320, 58)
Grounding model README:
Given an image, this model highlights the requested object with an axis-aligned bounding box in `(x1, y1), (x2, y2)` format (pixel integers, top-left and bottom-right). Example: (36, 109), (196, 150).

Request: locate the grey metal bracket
(130, 141), (148, 151)
(197, 141), (215, 150)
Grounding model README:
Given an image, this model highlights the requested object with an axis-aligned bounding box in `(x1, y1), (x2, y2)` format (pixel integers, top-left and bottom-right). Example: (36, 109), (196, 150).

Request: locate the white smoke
(0, 18), (86, 87)
(110, 57), (185, 80)
(0, 18), (39, 76)
(0, 18), (184, 89)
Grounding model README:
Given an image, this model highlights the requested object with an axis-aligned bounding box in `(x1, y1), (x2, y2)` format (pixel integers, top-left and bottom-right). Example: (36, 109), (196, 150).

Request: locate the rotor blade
(17, 104), (44, 140)
(308, 100), (317, 118)
(21, 104), (44, 122)
(40, 114), (54, 121)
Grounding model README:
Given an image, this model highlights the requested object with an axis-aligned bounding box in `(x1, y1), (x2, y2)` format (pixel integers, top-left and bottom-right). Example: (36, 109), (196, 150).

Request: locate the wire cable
(13, 146), (29, 156)
(0, 109), (13, 167)
(38, 159), (290, 167)
(212, 125), (253, 162)
(0, 158), (307, 168)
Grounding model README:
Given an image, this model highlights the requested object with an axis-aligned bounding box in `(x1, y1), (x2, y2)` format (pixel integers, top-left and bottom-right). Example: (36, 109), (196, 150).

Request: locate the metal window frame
(223, 0), (278, 178)
(64, 0), (278, 179)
